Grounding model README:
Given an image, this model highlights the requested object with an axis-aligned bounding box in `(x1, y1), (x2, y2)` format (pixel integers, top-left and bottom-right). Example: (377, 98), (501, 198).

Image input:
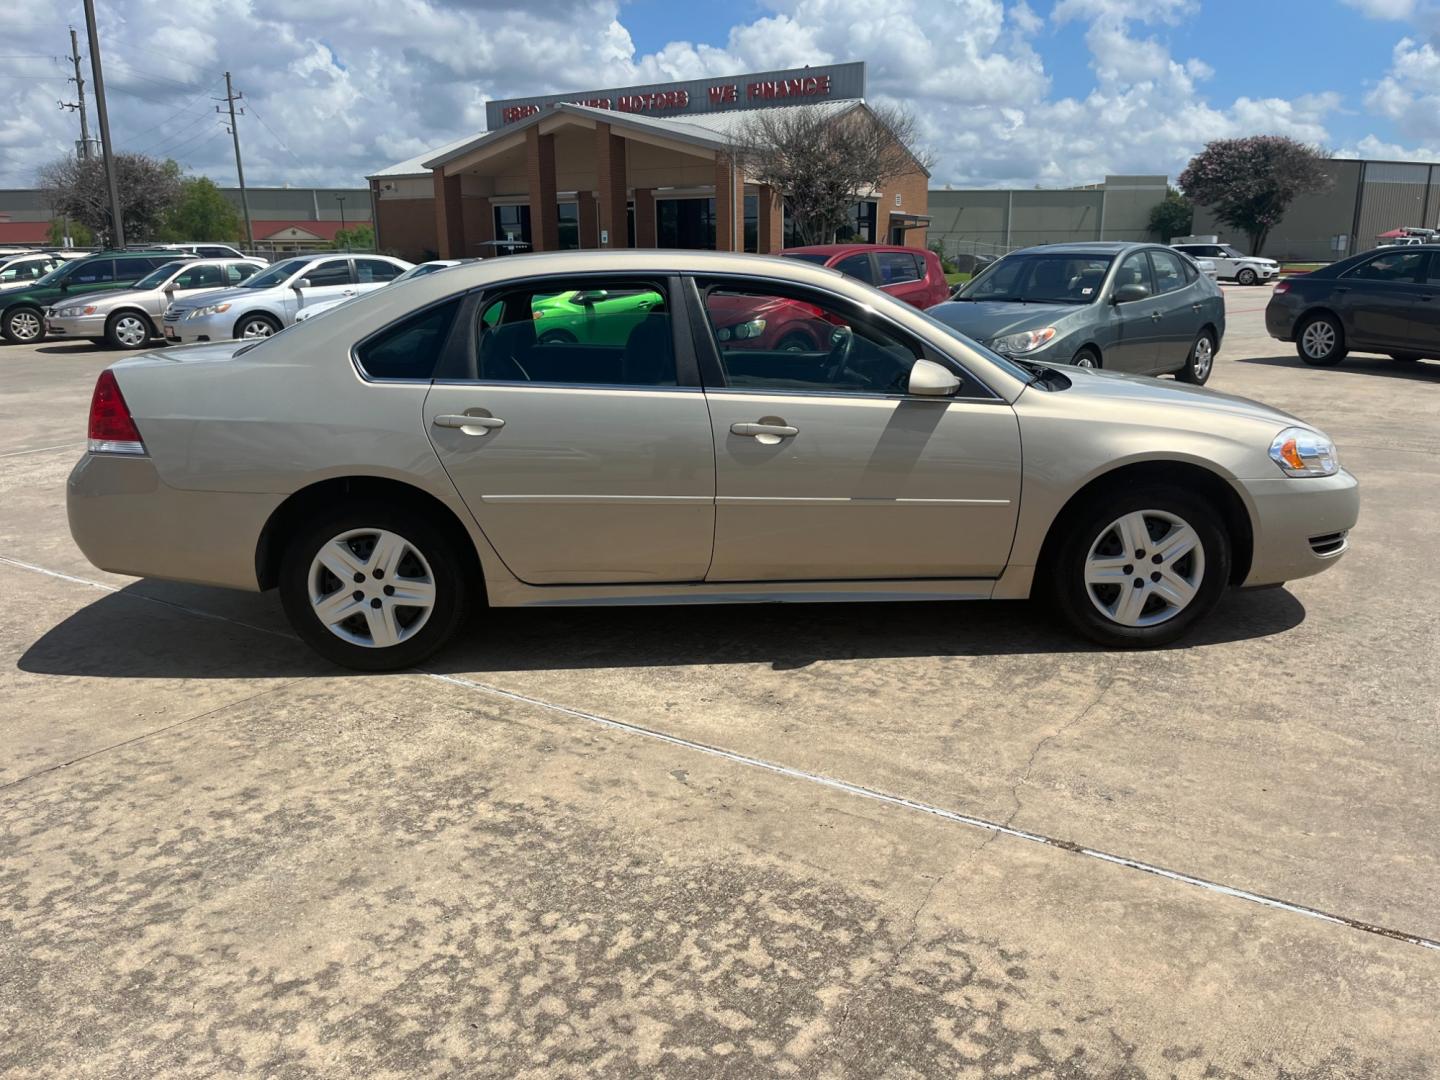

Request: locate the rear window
(780, 253), (829, 266)
(355, 299), (460, 380)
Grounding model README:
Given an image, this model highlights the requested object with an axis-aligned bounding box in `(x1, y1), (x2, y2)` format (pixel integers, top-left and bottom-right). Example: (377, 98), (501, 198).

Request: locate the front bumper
(67, 452), (283, 592)
(1239, 468), (1359, 587)
(45, 312), (107, 338)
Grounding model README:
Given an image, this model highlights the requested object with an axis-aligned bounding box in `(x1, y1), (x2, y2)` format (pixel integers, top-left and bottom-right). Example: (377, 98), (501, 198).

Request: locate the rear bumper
(67, 453), (282, 591)
(1264, 298), (1300, 341)
(1239, 469), (1359, 586)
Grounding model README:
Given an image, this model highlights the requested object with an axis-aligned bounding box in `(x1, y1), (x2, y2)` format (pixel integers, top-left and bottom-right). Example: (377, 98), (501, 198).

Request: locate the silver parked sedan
(68, 250), (1358, 670)
(45, 258), (265, 348)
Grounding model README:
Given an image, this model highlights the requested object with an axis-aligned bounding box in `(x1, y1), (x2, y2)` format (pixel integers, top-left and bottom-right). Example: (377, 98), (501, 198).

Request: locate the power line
(119, 78), (224, 145)
(137, 106), (219, 156)
(150, 119), (229, 162)
(244, 101), (303, 165)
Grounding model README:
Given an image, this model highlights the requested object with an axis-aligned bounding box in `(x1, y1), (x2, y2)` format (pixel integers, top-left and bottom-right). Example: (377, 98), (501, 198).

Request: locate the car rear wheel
(279, 504), (469, 671)
(1071, 347), (1101, 370)
(1296, 313), (1346, 366)
(1051, 486), (1230, 647)
(1236, 267), (1258, 286)
(1177, 330), (1215, 385)
(2, 305), (45, 344)
(1389, 353), (1423, 362)
(235, 313), (281, 339)
(106, 311), (153, 350)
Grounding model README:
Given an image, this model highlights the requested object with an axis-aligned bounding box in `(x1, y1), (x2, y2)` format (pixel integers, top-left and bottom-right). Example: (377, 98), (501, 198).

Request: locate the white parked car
(0, 252), (66, 292)
(1171, 242), (1279, 285)
(292, 259), (467, 322)
(162, 253), (412, 343)
(145, 241), (258, 261)
(45, 258), (264, 348)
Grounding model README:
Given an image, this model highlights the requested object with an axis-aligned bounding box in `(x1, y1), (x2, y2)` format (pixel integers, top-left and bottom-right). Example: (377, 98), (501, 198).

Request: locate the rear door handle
(433, 413), (505, 435)
(1149, 311), (1162, 321)
(731, 422), (798, 438)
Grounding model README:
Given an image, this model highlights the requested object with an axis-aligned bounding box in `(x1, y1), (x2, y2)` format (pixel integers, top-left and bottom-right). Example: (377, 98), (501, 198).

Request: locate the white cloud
(1341, 0), (1418, 18)
(0, 0), (1402, 192)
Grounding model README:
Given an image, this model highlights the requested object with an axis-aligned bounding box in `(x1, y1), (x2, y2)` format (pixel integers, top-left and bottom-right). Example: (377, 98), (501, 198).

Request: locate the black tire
(234, 312), (281, 340)
(1050, 484), (1231, 648)
(776, 331), (813, 352)
(105, 310), (154, 350)
(1295, 312), (1347, 366)
(1236, 267), (1258, 286)
(537, 328), (577, 345)
(279, 502), (469, 671)
(1176, 329), (1216, 385)
(2, 305), (46, 344)
(1071, 346), (1101, 370)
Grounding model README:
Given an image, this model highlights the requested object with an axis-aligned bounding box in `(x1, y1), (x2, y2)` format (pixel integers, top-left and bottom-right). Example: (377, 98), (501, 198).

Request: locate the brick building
(367, 62), (930, 262)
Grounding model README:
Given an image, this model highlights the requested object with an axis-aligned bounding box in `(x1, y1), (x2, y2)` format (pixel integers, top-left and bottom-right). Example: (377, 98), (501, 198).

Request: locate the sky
(4, 0), (1440, 191)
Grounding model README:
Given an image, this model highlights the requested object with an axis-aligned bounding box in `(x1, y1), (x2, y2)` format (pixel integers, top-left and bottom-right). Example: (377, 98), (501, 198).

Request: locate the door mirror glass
(572, 289), (608, 305)
(1113, 282), (1151, 304)
(908, 357), (961, 396)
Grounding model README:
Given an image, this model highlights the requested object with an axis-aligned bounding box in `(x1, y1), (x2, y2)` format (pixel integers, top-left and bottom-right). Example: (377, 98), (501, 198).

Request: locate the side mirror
(909, 357), (961, 397)
(1112, 283), (1150, 304)
(294, 278), (312, 291)
(572, 289), (607, 305)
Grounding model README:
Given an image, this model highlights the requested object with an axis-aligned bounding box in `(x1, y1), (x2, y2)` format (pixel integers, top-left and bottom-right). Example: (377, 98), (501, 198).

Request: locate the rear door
(1335, 249), (1428, 348)
(422, 274), (716, 585)
(354, 257), (405, 296)
(1146, 248), (1205, 371)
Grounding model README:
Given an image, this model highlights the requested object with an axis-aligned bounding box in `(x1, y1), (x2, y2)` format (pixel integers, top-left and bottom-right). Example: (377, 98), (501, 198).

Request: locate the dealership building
(368, 62), (931, 263)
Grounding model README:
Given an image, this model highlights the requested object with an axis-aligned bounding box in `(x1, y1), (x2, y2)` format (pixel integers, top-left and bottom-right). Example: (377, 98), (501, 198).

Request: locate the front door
(1105, 250), (1161, 372)
(287, 257), (356, 319)
(693, 279), (1021, 582)
(423, 274), (716, 585)
(1334, 249), (1429, 349)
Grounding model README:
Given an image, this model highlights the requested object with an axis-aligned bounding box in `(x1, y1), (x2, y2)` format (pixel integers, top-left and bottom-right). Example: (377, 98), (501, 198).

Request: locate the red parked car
(781, 244), (950, 309)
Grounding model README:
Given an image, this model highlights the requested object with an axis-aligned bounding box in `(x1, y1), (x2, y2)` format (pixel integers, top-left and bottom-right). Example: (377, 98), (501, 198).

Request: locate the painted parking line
(2, 551), (1437, 954)
(0, 443), (78, 460)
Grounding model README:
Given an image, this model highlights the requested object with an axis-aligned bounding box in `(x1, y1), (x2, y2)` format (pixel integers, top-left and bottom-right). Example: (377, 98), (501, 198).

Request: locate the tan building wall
(928, 176), (1166, 256)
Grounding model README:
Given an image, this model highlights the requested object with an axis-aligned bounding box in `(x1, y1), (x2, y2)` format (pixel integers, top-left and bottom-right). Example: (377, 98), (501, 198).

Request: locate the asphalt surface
(2, 284), (1438, 1078)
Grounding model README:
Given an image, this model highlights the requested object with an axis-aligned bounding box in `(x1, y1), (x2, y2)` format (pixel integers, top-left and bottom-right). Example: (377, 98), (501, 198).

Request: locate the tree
(37, 153), (183, 245)
(729, 102), (932, 245)
(1178, 137), (1330, 256)
(1148, 187), (1193, 242)
(331, 223), (375, 251)
(160, 177), (241, 243)
(46, 218), (94, 247)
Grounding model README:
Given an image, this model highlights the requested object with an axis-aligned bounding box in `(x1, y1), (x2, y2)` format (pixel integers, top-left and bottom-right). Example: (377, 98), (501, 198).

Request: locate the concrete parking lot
(2, 284), (1437, 1078)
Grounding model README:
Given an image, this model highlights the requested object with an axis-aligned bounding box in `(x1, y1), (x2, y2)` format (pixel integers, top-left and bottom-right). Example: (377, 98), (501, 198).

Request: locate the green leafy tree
(37, 153), (183, 245)
(161, 177), (241, 243)
(46, 218), (94, 247)
(332, 223), (375, 251)
(1148, 187), (1193, 242)
(1178, 137), (1330, 256)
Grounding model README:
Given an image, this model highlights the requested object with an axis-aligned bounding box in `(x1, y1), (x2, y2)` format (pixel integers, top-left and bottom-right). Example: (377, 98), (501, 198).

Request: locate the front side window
(834, 254), (875, 284)
(1147, 249), (1188, 295)
(115, 257), (164, 278)
(1114, 252), (1154, 297)
(70, 259), (116, 285)
(961, 254), (1115, 304)
(700, 283), (919, 396)
(1345, 251), (1425, 282)
(302, 260), (353, 287)
(356, 259), (403, 283)
(355, 299), (460, 381)
(876, 251), (921, 285)
(471, 279), (675, 387)
(175, 264), (225, 288)
(1, 260), (47, 282)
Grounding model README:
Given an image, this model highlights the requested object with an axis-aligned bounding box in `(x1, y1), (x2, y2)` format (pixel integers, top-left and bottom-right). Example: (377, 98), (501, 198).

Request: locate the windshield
(1220, 245), (1248, 259)
(133, 261), (190, 290)
(780, 253), (830, 266)
(395, 262), (451, 282)
(34, 260), (82, 287)
(238, 257), (311, 289)
(959, 253), (1114, 304)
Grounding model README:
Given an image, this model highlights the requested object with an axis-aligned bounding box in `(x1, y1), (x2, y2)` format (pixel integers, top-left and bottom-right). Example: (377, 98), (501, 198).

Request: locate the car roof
(1014, 241), (1156, 255)
(782, 243), (925, 257)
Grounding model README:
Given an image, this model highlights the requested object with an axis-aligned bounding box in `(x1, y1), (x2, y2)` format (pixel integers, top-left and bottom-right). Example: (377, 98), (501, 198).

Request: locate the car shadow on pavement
(34, 342), (110, 355)
(1237, 354), (1440, 381)
(17, 579), (1306, 679)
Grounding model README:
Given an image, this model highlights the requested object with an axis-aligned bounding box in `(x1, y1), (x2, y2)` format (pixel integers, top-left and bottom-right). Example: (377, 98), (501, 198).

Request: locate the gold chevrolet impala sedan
(68, 251), (1358, 670)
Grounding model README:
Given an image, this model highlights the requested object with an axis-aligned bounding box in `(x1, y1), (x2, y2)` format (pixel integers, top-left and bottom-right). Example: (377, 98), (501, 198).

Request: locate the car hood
(166, 285), (255, 313)
(928, 300), (1087, 342)
(1035, 364), (1306, 427)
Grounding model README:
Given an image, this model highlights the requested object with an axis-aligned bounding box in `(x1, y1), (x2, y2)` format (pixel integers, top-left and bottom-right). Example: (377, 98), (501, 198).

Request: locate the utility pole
(61, 27), (94, 160)
(218, 73), (253, 252)
(335, 194), (347, 249)
(81, 0), (124, 248)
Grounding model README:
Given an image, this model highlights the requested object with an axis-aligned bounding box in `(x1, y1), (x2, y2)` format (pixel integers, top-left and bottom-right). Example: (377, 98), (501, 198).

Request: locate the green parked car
(1, 250), (188, 344)
(527, 287), (663, 345)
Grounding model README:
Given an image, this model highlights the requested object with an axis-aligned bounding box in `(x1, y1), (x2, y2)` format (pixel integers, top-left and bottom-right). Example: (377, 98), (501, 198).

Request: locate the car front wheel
(2, 306), (45, 344)
(1051, 487), (1230, 647)
(1297, 313), (1346, 366)
(1236, 267), (1258, 285)
(279, 504), (469, 671)
(236, 313), (281, 339)
(1071, 347), (1101, 369)
(106, 311), (153, 350)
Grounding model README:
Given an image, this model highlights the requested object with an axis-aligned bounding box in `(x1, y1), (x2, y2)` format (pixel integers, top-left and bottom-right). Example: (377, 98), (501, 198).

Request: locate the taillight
(88, 369), (146, 455)
(1272, 281), (1289, 294)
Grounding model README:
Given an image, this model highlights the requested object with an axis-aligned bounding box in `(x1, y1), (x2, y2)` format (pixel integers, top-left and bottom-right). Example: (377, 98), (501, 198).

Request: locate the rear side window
(876, 251), (921, 284)
(357, 259), (404, 284)
(833, 254), (875, 284)
(228, 264), (257, 284)
(355, 299), (460, 381)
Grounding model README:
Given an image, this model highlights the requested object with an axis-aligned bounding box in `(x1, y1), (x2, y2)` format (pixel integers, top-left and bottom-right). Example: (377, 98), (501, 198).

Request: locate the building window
(493, 204), (532, 255)
(656, 197), (716, 250)
(744, 194), (758, 253)
(783, 199), (878, 246)
(557, 203), (580, 250)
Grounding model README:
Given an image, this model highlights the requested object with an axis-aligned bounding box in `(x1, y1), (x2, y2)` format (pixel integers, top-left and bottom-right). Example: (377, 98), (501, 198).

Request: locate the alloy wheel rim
(1074, 355), (1096, 369)
(116, 316), (147, 347)
(10, 311), (40, 341)
(242, 320), (274, 338)
(1302, 321), (1335, 359)
(1192, 337), (1213, 379)
(1084, 509), (1205, 628)
(308, 528), (436, 649)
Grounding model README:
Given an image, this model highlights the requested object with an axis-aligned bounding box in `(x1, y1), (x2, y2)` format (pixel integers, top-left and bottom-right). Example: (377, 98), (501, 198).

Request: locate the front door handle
(1149, 311), (1162, 321)
(433, 413), (505, 435)
(731, 421), (798, 438)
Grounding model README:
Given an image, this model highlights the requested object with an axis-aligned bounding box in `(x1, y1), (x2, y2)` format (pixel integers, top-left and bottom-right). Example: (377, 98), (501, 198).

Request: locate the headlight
(992, 327), (1057, 354)
(717, 318), (766, 342)
(1269, 427), (1339, 477)
(187, 303), (230, 319)
(54, 305), (96, 317)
